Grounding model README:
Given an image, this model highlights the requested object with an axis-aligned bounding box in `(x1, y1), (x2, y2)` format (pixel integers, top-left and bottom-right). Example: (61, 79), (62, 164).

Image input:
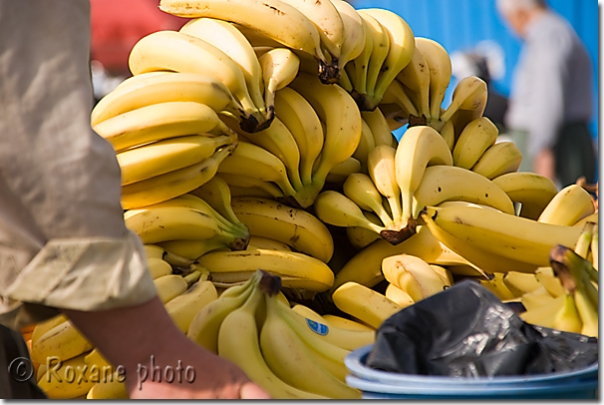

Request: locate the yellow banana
(147, 257), (173, 279)
(414, 37), (452, 120)
(380, 79), (420, 118)
(480, 273), (517, 301)
(384, 283), (415, 307)
(189, 176), (246, 232)
(352, 119), (377, 172)
(346, 213), (383, 250)
(343, 173), (395, 228)
(325, 157), (362, 184)
(230, 196), (334, 263)
(31, 315), (68, 350)
(396, 44), (431, 119)
(502, 271), (542, 296)
(31, 321), (93, 365)
(452, 117), (499, 169)
(247, 236), (292, 251)
(491, 172), (558, 220)
(367, 145), (403, 228)
(259, 48), (300, 119)
(382, 254), (448, 302)
(361, 108), (398, 148)
(471, 141), (523, 179)
(356, 10), (390, 107)
(439, 75), (487, 124)
(330, 0), (365, 67)
(538, 184), (596, 226)
(314, 190), (386, 235)
(348, 14), (374, 98)
(37, 353), (95, 399)
(154, 271), (201, 304)
(165, 278), (218, 333)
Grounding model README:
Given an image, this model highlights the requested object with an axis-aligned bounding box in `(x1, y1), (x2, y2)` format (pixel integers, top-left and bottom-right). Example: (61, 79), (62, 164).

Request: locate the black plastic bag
(366, 280), (598, 377)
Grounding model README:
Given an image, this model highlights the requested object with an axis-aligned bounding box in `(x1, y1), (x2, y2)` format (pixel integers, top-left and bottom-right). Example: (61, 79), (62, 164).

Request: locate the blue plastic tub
(345, 345), (599, 399)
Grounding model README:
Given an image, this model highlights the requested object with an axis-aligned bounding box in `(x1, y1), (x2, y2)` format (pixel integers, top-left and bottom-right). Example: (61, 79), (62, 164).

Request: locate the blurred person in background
(0, 1), (268, 399)
(451, 50), (509, 132)
(496, 0), (596, 188)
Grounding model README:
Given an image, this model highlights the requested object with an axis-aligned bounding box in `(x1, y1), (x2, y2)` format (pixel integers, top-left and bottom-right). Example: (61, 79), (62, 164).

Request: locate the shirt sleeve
(0, 1), (157, 323)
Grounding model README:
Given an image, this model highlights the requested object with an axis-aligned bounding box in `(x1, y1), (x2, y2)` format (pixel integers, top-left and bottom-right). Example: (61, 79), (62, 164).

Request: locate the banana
(471, 141), (523, 179)
(217, 141), (297, 197)
(439, 119), (455, 150)
(491, 172), (558, 220)
(325, 157), (362, 184)
(189, 176), (245, 231)
(352, 119), (377, 173)
(37, 353), (95, 399)
(521, 285), (555, 311)
(395, 125), (453, 231)
(158, 0), (333, 82)
(573, 211), (599, 228)
(158, 239), (229, 260)
(179, 18), (268, 124)
(93, 101), (232, 153)
(289, 72), (362, 199)
(154, 271), (201, 304)
(87, 373), (128, 400)
(537, 184), (596, 226)
(382, 254), (448, 302)
(479, 273), (517, 301)
(230, 196), (334, 263)
(360, 8), (415, 107)
(346, 213), (383, 250)
(502, 271), (541, 296)
(591, 225), (598, 271)
(322, 315), (375, 332)
(380, 79), (420, 118)
(412, 165), (516, 217)
(91, 72), (243, 127)
(343, 173), (394, 228)
(187, 275), (256, 353)
(31, 315), (68, 349)
(421, 210), (539, 274)
(233, 119), (304, 191)
(198, 248), (334, 292)
(439, 75), (488, 125)
(452, 117), (499, 169)
(147, 257), (174, 279)
(332, 281), (403, 329)
(117, 134), (235, 186)
(165, 277), (218, 333)
(228, 184), (276, 199)
(314, 190), (386, 235)
(217, 281), (326, 399)
(356, 10), (390, 108)
(574, 221), (595, 259)
(273, 87), (324, 187)
(535, 267), (564, 298)
(258, 48), (300, 119)
(128, 30), (263, 132)
(278, 0), (344, 80)
(422, 205), (583, 267)
(333, 225), (471, 290)
(247, 236), (292, 251)
(367, 145), (403, 229)
(260, 293), (361, 398)
(361, 108), (398, 148)
(414, 37), (452, 121)
(144, 244), (196, 268)
(218, 173), (285, 200)
(384, 283), (415, 307)
(330, 0), (365, 68)
(31, 321), (93, 365)
(125, 206), (228, 245)
(348, 14), (374, 98)
(396, 44), (431, 119)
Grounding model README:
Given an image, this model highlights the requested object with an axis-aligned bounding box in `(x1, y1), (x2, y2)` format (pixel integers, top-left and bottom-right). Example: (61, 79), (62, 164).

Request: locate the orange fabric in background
(90, 0), (187, 75)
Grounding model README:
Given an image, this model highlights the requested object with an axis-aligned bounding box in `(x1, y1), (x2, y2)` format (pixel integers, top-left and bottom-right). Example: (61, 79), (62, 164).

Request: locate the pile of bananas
(24, 0), (599, 399)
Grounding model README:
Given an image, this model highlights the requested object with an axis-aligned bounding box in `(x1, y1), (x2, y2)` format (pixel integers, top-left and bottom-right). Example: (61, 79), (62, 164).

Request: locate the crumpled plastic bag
(365, 280), (598, 377)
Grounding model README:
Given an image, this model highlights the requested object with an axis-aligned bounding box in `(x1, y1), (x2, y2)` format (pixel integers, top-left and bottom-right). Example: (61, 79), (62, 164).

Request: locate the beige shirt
(0, 0), (157, 331)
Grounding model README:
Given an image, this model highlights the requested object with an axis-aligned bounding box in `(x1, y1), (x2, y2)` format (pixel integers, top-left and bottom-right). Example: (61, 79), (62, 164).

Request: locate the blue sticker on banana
(305, 318), (329, 336)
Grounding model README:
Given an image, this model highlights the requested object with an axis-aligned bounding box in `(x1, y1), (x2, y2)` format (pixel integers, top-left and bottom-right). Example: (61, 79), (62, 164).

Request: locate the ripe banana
(260, 293), (361, 398)
(147, 257), (174, 279)
(439, 119), (455, 149)
(330, 0), (365, 68)
(198, 248), (334, 292)
(346, 217), (382, 250)
(117, 134), (235, 186)
(258, 48), (300, 119)
(37, 353), (95, 399)
(480, 273), (518, 301)
(314, 190), (386, 235)
(347, 13), (374, 98)
(216, 141), (297, 198)
(502, 271), (541, 297)
(422, 205), (583, 267)
(218, 173), (285, 200)
(289, 72), (362, 201)
(128, 30), (263, 132)
(521, 285), (555, 311)
(367, 145), (403, 229)
(93, 101), (232, 153)
(189, 176), (246, 232)
(439, 75), (488, 126)
(382, 254), (449, 302)
(356, 10), (390, 108)
(32, 315), (68, 349)
(396, 44), (431, 119)
(159, 0), (333, 83)
(352, 119), (377, 173)
(384, 283), (415, 307)
(452, 117), (499, 169)
(395, 125), (453, 230)
(360, 8), (415, 108)
(535, 267), (564, 298)
(91, 72), (243, 127)
(333, 225), (471, 290)
(325, 157), (362, 184)
(31, 321), (93, 365)
(332, 281), (403, 329)
(343, 173), (394, 228)
(247, 236), (292, 251)
(217, 282), (326, 399)
(87, 374), (128, 400)
(414, 37), (452, 121)
(537, 184), (596, 226)
(273, 87), (324, 187)
(471, 141), (523, 179)
(154, 271), (201, 304)
(361, 108), (397, 148)
(380, 79), (420, 118)
(491, 172), (558, 220)
(412, 165), (516, 217)
(165, 278), (218, 333)
(230, 196), (334, 263)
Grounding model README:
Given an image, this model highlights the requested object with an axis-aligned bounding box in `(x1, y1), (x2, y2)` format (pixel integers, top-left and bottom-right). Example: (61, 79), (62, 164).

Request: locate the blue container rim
(345, 344), (599, 386)
(345, 374), (599, 396)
